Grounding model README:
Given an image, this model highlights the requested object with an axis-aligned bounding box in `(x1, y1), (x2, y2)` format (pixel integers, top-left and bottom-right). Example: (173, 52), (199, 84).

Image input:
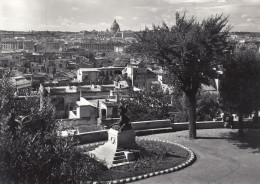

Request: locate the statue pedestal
(108, 128), (136, 148)
(89, 128), (139, 168)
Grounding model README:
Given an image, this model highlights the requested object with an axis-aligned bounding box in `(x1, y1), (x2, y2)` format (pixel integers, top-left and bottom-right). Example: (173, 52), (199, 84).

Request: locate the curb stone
(88, 137), (196, 184)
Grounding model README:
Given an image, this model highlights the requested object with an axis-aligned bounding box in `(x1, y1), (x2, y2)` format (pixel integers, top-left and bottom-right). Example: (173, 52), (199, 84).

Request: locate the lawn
(82, 138), (190, 181)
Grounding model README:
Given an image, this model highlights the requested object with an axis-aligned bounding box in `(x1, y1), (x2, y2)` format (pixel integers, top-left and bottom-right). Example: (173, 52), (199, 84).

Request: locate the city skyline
(1, 0), (260, 32)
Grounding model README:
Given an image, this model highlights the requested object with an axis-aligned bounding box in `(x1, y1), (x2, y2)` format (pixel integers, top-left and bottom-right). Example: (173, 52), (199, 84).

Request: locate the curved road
(133, 129), (260, 184)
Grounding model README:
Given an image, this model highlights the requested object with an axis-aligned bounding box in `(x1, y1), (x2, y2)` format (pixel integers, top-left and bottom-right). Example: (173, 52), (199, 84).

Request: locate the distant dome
(110, 19), (120, 34)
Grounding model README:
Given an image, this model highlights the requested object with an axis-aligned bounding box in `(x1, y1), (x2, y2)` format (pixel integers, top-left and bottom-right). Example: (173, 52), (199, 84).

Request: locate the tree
(123, 87), (170, 122)
(0, 70), (16, 118)
(219, 49), (260, 136)
(196, 90), (220, 121)
(171, 89), (220, 122)
(132, 13), (230, 138)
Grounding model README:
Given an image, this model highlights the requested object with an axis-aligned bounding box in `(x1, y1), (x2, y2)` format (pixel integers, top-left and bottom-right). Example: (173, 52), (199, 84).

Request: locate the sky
(0, 0), (260, 32)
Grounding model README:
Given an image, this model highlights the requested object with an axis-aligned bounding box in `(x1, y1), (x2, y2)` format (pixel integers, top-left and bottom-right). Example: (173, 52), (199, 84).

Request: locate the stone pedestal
(108, 128), (136, 148)
(89, 128), (139, 168)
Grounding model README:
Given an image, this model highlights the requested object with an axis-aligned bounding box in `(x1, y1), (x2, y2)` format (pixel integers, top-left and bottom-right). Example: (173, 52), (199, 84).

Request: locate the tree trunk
(238, 114), (244, 137)
(188, 94), (197, 139)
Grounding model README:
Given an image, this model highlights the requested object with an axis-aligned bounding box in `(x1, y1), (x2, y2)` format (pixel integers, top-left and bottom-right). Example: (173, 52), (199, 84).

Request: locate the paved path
(133, 128), (260, 184)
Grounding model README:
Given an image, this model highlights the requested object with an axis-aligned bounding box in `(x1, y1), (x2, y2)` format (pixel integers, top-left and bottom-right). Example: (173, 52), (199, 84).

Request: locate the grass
(82, 138), (190, 181)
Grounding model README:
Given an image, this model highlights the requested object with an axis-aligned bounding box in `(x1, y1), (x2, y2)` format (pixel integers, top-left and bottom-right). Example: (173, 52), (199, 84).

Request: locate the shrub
(171, 90), (220, 122)
(0, 72), (105, 183)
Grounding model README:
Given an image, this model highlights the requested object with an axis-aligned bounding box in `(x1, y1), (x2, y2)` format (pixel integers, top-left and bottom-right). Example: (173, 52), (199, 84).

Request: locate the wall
(85, 71), (99, 83)
(106, 106), (113, 118)
(75, 119), (257, 144)
(79, 106), (97, 118)
(76, 119), (172, 144)
(69, 111), (77, 119)
(60, 118), (97, 126)
(131, 119), (171, 130)
(50, 93), (79, 118)
(172, 120), (255, 131)
(77, 69), (83, 82)
(75, 130), (108, 144)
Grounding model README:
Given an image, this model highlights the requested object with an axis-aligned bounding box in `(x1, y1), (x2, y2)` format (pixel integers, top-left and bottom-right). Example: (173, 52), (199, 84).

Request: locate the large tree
(133, 13), (230, 139)
(219, 49), (260, 136)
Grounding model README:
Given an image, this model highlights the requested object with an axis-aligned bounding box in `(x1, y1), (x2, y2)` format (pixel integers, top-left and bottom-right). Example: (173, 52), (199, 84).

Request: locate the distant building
(110, 19), (120, 35)
(1, 39), (36, 51)
(40, 83), (114, 118)
(11, 75), (32, 95)
(83, 42), (122, 52)
(124, 63), (158, 90)
(97, 29), (112, 40)
(77, 66), (124, 84)
(113, 31), (135, 41)
(69, 97), (98, 125)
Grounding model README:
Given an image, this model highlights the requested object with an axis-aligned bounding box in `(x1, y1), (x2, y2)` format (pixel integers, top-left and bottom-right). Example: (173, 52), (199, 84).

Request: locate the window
(101, 109), (106, 119)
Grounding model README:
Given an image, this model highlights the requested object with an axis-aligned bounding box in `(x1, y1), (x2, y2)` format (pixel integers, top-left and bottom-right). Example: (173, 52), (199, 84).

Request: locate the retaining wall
(75, 120), (256, 144)
(131, 119), (171, 130)
(75, 130), (108, 144)
(172, 120), (255, 131)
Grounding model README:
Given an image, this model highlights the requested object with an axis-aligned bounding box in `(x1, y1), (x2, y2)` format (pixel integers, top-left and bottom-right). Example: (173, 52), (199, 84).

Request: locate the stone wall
(75, 120), (256, 144)
(172, 120), (255, 131)
(131, 119), (171, 130)
(60, 118), (97, 127)
(76, 119), (172, 144)
(75, 130), (108, 144)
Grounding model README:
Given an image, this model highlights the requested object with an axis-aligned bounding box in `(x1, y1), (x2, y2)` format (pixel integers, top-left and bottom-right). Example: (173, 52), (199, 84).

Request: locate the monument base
(89, 128), (139, 168)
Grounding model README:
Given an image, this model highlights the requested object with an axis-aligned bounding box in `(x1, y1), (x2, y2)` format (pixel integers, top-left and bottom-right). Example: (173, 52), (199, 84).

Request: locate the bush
(0, 108), (105, 184)
(0, 72), (105, 183)
(196, 91), (220, 121)
(124, 88), (170, 122)
(171, 90), (220, 122)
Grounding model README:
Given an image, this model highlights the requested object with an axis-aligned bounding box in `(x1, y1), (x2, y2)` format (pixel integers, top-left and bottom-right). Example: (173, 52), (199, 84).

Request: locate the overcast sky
(0, 0), (260, 32)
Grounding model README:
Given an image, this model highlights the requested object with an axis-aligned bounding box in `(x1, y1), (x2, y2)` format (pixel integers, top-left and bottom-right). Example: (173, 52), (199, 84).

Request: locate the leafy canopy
(220, 49), (260, 115)
(134, 12), (230, 96)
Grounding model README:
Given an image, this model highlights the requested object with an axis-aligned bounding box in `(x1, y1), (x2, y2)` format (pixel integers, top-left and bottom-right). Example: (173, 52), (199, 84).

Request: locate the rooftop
(79, 66), (125, 72)
(76, 97), (94, 107)
(102, 101), (118, 107)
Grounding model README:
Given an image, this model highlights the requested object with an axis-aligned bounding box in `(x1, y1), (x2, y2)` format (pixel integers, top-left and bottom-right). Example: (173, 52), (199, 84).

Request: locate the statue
(112, 103), (132, 132)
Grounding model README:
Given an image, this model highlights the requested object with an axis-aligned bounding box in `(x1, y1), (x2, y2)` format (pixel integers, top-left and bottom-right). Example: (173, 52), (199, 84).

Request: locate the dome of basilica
(110, 19), (120, 34)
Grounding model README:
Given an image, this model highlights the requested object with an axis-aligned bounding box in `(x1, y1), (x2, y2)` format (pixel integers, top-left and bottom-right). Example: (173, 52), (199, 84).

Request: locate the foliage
(170, 89), (189, 122)
(171, 89), (220, 122)
(219, 49), (260, 135)
(131, 12), (230, 138)
(0, 71), (105, 183)
(196, 91), (220, 121)
(122, 87), (170, 122)
(0, 71), (16, 118)
(220, 49), (260, 114)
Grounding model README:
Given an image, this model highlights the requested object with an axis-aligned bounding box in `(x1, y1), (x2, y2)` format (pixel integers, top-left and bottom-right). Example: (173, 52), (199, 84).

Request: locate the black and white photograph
(0, 0), (260, 183)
